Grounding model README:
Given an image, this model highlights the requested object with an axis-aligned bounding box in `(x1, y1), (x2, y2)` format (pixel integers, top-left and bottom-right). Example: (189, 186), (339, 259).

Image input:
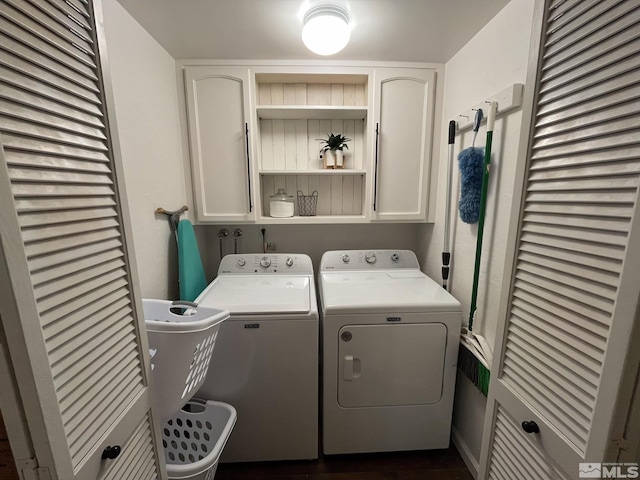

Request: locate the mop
(442, 120), (456, 290)
(457, 102), (496, 396)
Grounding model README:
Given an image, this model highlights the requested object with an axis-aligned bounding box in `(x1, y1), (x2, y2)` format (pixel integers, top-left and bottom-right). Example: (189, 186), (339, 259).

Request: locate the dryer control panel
(320, 250), (420, 270)
(218, 253), (314, 274)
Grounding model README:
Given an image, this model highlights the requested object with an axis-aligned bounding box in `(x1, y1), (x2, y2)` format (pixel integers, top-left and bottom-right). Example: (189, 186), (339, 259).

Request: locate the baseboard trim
(451, 425), (479, 479)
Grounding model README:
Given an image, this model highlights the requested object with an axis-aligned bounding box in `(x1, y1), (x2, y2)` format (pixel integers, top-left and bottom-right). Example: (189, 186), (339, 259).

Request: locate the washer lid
(197, 276), (311, 314)
(320, 270), (461, 314)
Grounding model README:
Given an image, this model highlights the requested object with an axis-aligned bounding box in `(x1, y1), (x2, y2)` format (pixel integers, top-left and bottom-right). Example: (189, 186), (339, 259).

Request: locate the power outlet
(266, 242), (276, 252)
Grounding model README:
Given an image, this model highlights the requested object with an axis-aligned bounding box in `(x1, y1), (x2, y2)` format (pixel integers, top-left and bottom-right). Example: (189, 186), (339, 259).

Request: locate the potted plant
(318, 133), (350, 169)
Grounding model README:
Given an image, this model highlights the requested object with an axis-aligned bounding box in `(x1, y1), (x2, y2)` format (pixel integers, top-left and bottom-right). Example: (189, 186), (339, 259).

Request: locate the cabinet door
(371, 68), (436, 221)
(479, 1), (640, 478)
(0, 0), (165, 478)
(184, 67), (255, 223)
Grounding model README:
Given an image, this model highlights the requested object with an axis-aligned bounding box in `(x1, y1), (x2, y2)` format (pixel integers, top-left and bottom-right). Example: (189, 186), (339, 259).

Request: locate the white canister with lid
(269, 188), (294, 217)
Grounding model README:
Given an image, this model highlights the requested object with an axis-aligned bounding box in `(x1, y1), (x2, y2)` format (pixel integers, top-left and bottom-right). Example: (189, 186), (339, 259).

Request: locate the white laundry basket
(144, 299), (229, 422)
(163, 399), (237, 480)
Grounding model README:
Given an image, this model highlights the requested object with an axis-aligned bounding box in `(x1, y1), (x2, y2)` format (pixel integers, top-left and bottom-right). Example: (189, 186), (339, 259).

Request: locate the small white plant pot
(324, 150), (336, 169)
(336, 149), (344, 169)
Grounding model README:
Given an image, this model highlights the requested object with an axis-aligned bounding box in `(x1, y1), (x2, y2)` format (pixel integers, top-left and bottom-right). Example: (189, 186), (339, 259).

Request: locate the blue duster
(458, 147), (484, 224)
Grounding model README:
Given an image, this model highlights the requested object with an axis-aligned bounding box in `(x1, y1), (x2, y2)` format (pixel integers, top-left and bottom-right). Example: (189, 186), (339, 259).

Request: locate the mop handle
(442, 120), (456, 289)
(468, 102), (497, 330)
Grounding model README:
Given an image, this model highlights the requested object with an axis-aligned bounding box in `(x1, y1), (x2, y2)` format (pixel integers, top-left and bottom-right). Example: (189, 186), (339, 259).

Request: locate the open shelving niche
(254, 72), (370, 223)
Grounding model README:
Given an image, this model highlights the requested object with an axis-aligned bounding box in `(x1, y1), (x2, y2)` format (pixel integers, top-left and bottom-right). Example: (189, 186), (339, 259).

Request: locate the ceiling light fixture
(302, 4), (350, 56)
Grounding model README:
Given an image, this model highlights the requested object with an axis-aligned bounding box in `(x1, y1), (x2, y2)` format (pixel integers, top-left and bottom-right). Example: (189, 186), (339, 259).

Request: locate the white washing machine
(319, 250), (461, 455)
(196, 253), (318, 462)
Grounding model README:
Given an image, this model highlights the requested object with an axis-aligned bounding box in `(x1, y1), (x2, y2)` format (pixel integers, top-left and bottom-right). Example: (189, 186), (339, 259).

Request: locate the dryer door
(338, 323), (446, 407)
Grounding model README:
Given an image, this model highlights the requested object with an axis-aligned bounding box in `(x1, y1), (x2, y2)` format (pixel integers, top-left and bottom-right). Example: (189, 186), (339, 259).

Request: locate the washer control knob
(342, 254), (350, 263)
(237, 258), (246, 267)
(365, 252), (377, 264)
(285, 257), (294, 267)
(391, 253), (400, 262)
(260, 256), (271, 268)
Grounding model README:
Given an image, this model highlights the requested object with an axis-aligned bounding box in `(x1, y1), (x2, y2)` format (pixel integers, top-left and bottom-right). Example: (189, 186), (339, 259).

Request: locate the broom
(457, 103), (497, 396)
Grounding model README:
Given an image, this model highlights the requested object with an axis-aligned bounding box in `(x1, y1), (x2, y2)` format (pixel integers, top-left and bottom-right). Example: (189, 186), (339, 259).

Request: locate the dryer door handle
(343, 355), (361, 380)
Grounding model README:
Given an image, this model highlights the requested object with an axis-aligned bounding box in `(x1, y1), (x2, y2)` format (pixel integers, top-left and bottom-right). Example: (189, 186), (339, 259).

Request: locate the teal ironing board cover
(177, 219), (207, 302)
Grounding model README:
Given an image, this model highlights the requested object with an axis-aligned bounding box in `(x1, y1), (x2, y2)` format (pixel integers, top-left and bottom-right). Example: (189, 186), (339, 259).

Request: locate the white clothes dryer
(196, 253), (318, 462)
(319, 250), (461, 455)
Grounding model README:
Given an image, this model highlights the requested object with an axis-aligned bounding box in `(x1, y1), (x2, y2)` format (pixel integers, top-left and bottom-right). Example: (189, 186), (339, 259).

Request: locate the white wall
(102, 0), (187, 299)
(417, 0), (535, 475)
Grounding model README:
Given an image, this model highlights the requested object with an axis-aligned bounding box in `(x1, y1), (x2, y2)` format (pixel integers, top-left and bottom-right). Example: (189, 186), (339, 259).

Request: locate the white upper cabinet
(181, 63), (439, 224)
(184, 66), (256, 223)
(371, 68), (436, 222)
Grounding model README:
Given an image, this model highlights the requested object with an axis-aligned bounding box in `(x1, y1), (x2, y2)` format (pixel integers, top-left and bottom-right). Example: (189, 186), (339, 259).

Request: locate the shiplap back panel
(488, 406), (568, 480)
(499, 0), (640, 457)
(258, 82), (367, 216)
(0, 0), (159, 476)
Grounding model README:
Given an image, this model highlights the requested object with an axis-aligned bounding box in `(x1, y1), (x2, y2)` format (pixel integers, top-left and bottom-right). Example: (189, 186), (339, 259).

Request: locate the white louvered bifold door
(479, 1), (640, 479)
(0, 0), (164, 478)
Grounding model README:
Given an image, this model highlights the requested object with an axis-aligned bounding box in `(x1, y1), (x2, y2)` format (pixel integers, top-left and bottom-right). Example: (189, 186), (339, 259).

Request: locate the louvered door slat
(0, 98), (104, 138)
(34, 257), (125, 300)
(26, 228), (120, 260)
(98, 415), (159, 480)
(27, 237), (122, 272)
(15, 195), (115, 212)
(535, 101), (640, 139)
(524, 202), (633, 219)
(523, 212), (630, 234)
(0, 34), (98, 92)
(533, 116), (640, 149)
(1, 67), (102, 115)
(506, 332), (598, 394)
(36, 266), (126, 312)
(488, 407), (568, 480)
(529, 159), (640, 181)
(2, 134), (108, 161)
(68, 365), (142, 464)
(1, 50), (100, 104)
(536, 85), (640, 130)
(518, 250), (619, 286)
(0, 2), (95, 67)
(543, 4), (640, 70)
(541, 31), (639, 90)
(42, 290), (129, 341)
(44, 0), (91, 30)
(519, 240), (622, 276)
(519, 232), (625, 261)
(513, 286), (609, 339)
(57, 343), (137, 404)
(19, 207), (117, 228)
(63, 0), (89, 19)
(23, 219), (118, 246)
(522, 222), (628, 247)
(6, 152), (112, 173)
(32, 250), (124, 289)
(23, 0), (92, 42)
(546, 0), (622, 45)
(2, 118), (106, 150)
(537, 68), (640, 114)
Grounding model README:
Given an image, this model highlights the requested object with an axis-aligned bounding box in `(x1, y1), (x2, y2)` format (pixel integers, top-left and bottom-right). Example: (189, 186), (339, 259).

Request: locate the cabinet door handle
(373, 122), (380, 211)
(245, 122), (253, 212)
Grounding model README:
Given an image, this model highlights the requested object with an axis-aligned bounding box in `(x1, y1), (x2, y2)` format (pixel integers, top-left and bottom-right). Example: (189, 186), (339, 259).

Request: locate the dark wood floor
(215, 446), (473, 480)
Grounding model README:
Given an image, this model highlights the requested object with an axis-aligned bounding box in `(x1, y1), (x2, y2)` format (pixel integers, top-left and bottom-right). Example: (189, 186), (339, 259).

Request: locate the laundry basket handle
(171, 300), (198, 309)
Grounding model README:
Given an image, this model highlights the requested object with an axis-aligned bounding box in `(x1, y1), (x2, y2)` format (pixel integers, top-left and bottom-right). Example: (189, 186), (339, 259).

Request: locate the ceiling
(114, 0), (511, 63)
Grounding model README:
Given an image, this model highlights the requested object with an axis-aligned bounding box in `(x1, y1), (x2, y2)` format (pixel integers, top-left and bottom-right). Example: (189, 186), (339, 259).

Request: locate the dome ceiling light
(302, 4), (351, 56)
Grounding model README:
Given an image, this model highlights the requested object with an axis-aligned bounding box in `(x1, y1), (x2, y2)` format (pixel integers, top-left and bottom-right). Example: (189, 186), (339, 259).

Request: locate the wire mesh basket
(297, 190), (318, 216)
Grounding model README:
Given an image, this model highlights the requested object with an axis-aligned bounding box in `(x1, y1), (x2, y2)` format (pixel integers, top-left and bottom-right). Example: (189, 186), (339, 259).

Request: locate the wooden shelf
(259, 169), (366, 176)
(256, 105), (367, 120)
(258, 215), (367, 224)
